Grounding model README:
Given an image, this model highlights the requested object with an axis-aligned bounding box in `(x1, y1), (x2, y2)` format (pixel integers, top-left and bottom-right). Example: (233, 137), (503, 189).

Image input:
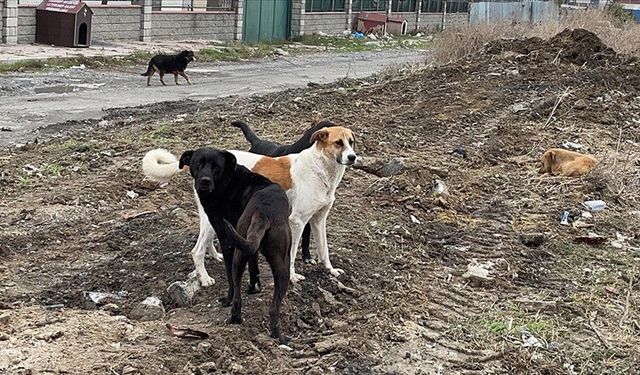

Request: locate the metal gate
(243, 0), (291, 43)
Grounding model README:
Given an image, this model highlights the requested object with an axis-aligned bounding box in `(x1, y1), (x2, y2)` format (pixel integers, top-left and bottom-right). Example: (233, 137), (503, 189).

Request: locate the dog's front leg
(179, 71), (192, 85)
(190, 215), (217, 287)
(310, 204), (344, 278)
(288, 215), (307, 283)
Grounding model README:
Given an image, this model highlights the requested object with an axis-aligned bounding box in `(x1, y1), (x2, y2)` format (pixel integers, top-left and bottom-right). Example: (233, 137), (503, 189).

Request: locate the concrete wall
(92, 6), (141, 41)
(304, 12), (347, 34)
(151, 11), (236, 40)
(17, 5), (34, 44)
(0, 0), (4, 36)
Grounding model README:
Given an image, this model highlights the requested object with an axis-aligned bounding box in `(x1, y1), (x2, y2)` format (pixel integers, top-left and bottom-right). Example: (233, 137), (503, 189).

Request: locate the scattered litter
(432, 179), (449, 195)
(561, 141), (583, 150)
(450, 147), (466, 158)
(0, 127), (12, 132)
(126, 190), (139, 199)
(352, 32), (364, 39)
(410, 215), (421, 224)
(581, 211), (593, 219)
(274, 48), (290, 56)
(166, 323), (209, 339)
(463, 261), (494, 281)
(511, 103), (527, 113)
(521, 330), (545, 348)
(560, 211), (570, 226)
(583, 200), (606, 211)
(611, 232), (629, 249)
(572, 219), (593, 229)
(574, 233), (606, 246)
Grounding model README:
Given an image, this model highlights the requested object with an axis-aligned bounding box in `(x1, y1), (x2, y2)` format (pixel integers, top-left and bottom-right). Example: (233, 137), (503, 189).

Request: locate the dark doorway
(78, 23), (88, 45)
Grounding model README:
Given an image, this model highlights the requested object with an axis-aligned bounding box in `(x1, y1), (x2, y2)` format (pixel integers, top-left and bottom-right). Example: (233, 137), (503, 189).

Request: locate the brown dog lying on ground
(538, 148), (597, 177)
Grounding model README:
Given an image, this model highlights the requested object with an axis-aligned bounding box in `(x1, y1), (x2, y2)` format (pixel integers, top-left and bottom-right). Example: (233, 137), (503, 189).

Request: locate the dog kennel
(36, 0), (93, 47)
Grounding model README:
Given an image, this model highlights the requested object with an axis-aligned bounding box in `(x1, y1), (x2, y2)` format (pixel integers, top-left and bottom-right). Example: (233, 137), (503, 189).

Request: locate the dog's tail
(223, 216), (270, 255)
(141, 62), (154, 76)
(231, 120), (262, 146)
(142, 148), (182, 184)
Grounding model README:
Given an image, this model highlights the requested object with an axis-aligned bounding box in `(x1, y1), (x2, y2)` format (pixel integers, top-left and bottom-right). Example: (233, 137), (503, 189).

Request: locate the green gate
(243, 0), (291, 43)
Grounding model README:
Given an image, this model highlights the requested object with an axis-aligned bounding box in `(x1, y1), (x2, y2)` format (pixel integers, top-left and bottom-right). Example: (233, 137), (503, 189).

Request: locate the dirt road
(0, 49), (425, 147)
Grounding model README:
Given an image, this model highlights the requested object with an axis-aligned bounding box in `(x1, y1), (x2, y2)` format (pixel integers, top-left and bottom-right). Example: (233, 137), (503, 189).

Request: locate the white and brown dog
(143, 126), (356, 284)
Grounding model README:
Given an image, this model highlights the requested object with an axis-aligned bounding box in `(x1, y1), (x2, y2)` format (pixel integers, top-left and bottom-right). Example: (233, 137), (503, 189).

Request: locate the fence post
(291, 0), (304, 37)
(140, 0), (152, 41)
(441, 0), (447, 30)
(386, 0), (392, 15)
(346, 0), (353, 31)
(416, 0), (422, 32)
(234, 0), (243, 41)
(2, 0), (18, 44)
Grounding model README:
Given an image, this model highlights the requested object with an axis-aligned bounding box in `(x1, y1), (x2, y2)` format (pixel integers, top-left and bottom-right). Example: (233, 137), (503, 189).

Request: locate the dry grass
(588, 148), (640, 206)
(431, 8), (640, 65)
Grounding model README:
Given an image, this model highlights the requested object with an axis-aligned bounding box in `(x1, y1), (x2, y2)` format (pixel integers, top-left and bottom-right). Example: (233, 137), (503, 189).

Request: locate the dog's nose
(199, 177), (212, 187)
(347, 154), (356, 162)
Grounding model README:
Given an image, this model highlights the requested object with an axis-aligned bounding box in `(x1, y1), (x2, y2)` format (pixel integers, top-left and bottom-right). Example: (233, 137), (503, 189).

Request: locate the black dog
(179, 147), (291, 343)
(231, 119), (333, 263)
(141, 50), (195, 86)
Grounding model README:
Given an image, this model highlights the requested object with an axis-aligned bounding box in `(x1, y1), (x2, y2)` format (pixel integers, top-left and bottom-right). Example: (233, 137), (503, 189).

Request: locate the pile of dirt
(485, 28), (623, 66)
(1, 29), (640, 374)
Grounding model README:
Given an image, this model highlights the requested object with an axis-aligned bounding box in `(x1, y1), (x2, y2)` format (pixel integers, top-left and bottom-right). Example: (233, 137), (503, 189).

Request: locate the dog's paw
(329, 268), (345, 277)
(246, 281), (262, 294)
(274, 334), (291, 345)
(290, 273), (306, 283)
(199, 274), (215, 287)
(225, 315), (243, 325)
(218, 296), (232, 307)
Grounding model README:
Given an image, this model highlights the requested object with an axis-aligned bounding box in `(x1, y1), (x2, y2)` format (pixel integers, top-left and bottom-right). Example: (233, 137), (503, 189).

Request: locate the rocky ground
(1, 29), (640, 374)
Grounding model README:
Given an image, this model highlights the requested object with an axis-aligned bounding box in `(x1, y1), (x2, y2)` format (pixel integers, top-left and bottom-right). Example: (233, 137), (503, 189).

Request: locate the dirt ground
(2, 28), (640, 374)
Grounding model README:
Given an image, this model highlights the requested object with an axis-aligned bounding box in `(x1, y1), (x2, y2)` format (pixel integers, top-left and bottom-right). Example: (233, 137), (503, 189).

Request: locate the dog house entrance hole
(78, 23), (88, 45)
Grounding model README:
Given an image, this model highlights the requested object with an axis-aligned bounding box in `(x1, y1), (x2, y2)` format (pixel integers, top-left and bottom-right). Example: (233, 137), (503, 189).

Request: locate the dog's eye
(349, 139), (354, 145)
(335, 140), (344, 147)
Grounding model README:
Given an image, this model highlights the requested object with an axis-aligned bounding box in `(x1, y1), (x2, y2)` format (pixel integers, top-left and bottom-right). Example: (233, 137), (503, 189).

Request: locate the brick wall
(151, 11), (236, 41)
(17, 5), (35, 44)
(304, 12), (347, 35)
(92, 6), (141, 41)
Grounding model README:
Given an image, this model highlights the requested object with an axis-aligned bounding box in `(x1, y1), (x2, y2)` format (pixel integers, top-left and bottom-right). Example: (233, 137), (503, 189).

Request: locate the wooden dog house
(36, 0), (93, 47)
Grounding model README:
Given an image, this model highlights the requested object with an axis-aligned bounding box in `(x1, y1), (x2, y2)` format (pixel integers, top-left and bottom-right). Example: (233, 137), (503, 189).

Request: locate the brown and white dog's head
(310, 126), (357, 166)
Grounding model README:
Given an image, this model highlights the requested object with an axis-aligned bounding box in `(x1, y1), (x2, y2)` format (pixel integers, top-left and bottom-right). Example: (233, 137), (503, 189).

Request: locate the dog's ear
(547, 150), (556, 161)
(222, 151), (237, 173)
(349, 130), (356, 147)
(179, 150), (194, 170)
(310, 129), (329, 144)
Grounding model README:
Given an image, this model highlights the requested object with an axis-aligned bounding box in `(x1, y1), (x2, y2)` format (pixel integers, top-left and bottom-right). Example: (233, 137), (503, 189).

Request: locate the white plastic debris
(561, 141), (583, 150)
(126, 190), (139, 199)
(521, 331), (544, 348)
(410, 215), (421, 225)
(583, 200), (606, 211)
(463, 261), (494, 280)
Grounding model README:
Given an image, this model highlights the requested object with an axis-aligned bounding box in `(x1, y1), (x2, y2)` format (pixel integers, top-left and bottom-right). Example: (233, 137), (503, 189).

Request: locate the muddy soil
(1, 29), (640, 374)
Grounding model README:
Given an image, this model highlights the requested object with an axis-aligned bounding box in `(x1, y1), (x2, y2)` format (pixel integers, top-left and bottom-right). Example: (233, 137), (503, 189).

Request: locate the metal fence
(469, 0), (557, 23)
(149, 0), (233, 11)
(353, 0), (387, 11)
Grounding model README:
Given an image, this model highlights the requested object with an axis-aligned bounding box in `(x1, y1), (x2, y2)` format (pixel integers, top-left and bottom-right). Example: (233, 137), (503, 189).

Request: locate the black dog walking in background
(179, 147), (291, 343)
(141, 50), (195, 86)
(230, 119), (333, 263)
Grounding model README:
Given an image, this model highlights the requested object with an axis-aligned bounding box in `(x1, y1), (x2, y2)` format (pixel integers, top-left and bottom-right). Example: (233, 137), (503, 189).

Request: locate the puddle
(34, 83), (106, 94)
